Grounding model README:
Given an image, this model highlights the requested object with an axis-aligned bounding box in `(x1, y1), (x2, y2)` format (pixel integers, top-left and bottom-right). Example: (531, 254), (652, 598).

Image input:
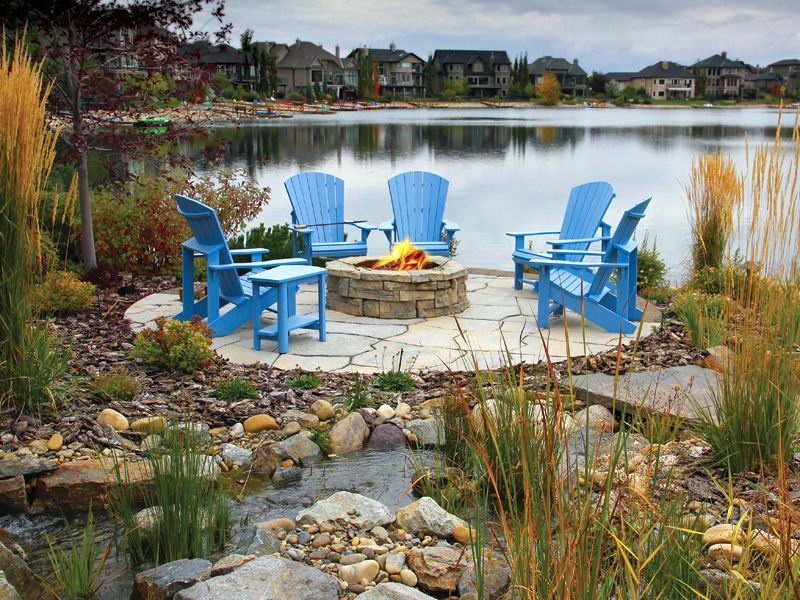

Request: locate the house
(748, 70), (784, 95)
(433, 49), (511, 98)
(275, 39), (357, 99)
(691, 52), (755, 98)
(768, 59), (800, 94)
(605, 72), (638, 92)
(179, 42), (256, 90)
(528, 56), (588, 96)
(607, 61), (695, 99)
(349, 43), (426, 98)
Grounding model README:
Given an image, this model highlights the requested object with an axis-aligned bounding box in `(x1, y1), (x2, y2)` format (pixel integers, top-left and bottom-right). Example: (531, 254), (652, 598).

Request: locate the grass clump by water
(46, 510), (109, 600)
(109, 421), (230, 565)
(0, 36), (73, 413)
(288, 373), (322, 390)
(309, 427), (332, 454)
(672, 290), (726, 348)
(212, 376), (259, 403)
(374, 370), (417, 393)
(343, 375), (373, 412)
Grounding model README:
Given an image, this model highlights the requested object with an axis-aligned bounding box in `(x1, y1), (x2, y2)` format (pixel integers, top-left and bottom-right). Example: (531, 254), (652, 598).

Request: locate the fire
(370, 239), (430, 271)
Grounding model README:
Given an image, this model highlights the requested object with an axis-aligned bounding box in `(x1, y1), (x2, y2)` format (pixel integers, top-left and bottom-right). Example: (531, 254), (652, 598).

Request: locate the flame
(370, 239), (430, 271)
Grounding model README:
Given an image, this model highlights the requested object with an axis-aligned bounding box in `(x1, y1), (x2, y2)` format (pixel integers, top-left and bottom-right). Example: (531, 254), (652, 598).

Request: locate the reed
(0, 35), (73, 411)
(46, 510), (109, 600)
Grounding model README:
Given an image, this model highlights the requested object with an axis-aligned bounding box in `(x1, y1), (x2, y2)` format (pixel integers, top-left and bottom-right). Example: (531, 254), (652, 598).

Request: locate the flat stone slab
(570, 365), (720, 422)
(125, 275), (657, 373)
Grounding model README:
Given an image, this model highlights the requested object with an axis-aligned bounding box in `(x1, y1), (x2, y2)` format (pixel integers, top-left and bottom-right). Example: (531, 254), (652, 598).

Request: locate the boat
(583, 101), (593, 108)
(133, 116), (171, 134)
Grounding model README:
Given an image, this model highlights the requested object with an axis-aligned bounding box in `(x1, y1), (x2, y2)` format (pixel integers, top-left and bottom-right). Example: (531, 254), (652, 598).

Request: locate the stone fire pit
(326, 256), (469, 319)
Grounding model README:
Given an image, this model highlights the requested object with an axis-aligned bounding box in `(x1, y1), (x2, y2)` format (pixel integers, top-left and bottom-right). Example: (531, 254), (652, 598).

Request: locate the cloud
(220, 0), (799, 70)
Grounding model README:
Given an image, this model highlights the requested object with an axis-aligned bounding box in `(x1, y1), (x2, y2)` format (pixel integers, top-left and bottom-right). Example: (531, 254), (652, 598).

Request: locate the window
(473, 61), (483, 72)
(658, 91), (664, 97)
(653, 79), (656, 84)
(311, 70), (323, 83)
(401, 62), (411, 68)
(659, 79), (665, 85)
(346, 71), (357, 85)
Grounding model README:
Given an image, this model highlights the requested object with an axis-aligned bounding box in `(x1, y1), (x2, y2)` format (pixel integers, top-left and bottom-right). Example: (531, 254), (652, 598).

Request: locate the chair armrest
(208, 258), (307, 271)
(443, 220), (459, 232)
(229, 248), (270, 256)
(377, 221), (394, 232)
(547, 235), (611, 246)
(505, 230), (560, 238)
(549, 249), (605, 256)
(350, 222), (378, 231)
(528, 258), (628, 269)
(288, 225), (315, 235)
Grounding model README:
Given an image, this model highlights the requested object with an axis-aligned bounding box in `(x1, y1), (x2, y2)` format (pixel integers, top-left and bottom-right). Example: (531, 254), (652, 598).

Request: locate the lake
(178, 107), (793, 281)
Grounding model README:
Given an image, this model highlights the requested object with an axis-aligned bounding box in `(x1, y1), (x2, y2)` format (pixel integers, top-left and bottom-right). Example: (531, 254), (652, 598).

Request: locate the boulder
(457, 553), (510, 597)
(242, 447), (281, 477)
(296, 491), (394, 530)
(272, 434), (322, 465)
(330, 412), (369, 454)
(219, 443), (251, 465)
(210, 554), (256, 577)
(395, 497), (468, 538)
(0, 569), (21, 600)
(175, 556), (339, 600)
(235, 523), (281, 556)
(367, 424), (407, 450)
(310, 400), (335, 421)
(0, 475), (28, 513)
(405, 419), (443, 447)
(0, 456), (57, 479)
(573, 405), (617, 431)
(272, 466), (302, 485)
(97, 408), (128, 431)
(133, 558), (211, 600)
(0, 540), (54, 600)
(131, 416), (167, 435)
(406, 546), (468, 594)
(282, 409), (320, 429)
(34, 459), (152, 513)
(356, 582), (437, 599)
(243, 414), (279, 433)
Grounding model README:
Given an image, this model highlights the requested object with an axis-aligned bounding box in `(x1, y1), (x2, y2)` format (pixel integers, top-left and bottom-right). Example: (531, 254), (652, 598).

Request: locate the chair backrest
(387, 171), (449, 243)
(175, 194), (243, 298)
(588, 197), (652, 296)
(558, 181), (616, 262)
(284, 172), (345, 244)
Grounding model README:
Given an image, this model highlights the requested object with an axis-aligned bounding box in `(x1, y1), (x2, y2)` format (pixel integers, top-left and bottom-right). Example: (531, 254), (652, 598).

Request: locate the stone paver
(125, 275), (656, 372)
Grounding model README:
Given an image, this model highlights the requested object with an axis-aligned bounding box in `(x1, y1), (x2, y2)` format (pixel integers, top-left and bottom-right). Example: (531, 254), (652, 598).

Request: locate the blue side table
(250, 266), (327, 354)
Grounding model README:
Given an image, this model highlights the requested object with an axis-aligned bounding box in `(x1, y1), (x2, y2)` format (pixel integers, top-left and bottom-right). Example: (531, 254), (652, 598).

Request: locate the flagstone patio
(124, 272), (659, 372)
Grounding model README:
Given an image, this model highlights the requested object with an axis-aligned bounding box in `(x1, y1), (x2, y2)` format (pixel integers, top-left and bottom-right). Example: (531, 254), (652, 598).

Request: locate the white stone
(395, 497), (468, 538)
(296, 491), (394, 530)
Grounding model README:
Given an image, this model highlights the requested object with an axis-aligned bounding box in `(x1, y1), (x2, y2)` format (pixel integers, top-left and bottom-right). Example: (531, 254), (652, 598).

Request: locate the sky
(201, 0), (800, 72)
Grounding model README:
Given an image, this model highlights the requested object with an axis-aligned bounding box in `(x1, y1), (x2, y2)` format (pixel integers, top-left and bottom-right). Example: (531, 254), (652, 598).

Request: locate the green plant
(46, 510), (109, 600)
(212, 376), (259, 403)
(672, 291), (725, 348)
(108, 421), (230, 565)
(288, 373), (322, 390)
(35, 270), (96, 315)
(374, 370), (416, 393)
(309, 427), (331, 454)
(0, 37), (72, 412)
(636, 233), (667, 292)
(91, 369), (141, 401)
(343, 375), (372, 412)
(131, 317), (214, 372)
(228, 223), (294, 261)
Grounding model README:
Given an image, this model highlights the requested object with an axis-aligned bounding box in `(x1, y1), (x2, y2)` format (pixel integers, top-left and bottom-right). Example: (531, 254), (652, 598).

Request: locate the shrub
(212, 376), (259, 402)
(92, 167), (269, 274)
(343, 376), (372, 411)
(612, 95), (626, 107)
(374, 370), (416, 393)
(0, 37), (72, 411)
(131, 317), (214, 372)
(287, 91), (305, 102)
(108, 421), (230, 564)
(536, 72), (561, 105)
(46, 510), (109, 600)
(91, 369), (141, 401)
(288, 373), (322, 390)
(636, 234), (667, 292)
(35, 271), (96, 315)
(672, 291), (725, 348)
(228, 223), (294, 261)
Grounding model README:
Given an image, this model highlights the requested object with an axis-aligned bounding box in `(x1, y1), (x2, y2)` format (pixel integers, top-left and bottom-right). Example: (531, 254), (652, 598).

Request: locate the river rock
(394, 403), (411, 419)
(330, 412), (369, 454)
(263, 517), (295, 531)
(0, 540), (53, 600)
(242, 447), (281, 476)
(229, 423), (244, 439)
(0, 456), (57, 479)
(134, 506), (162, 532)
(0, 475), (27, 513)
(174, 422), (212, 444)
(573, 405), (617, 431)
(46, 434), (63, 451)
(235, 523), (281, 556)
(272, 466), (302, 484)
(34, 459), (152, 513)
(457, 553), (510, 597)
(355, 582), (436, 599)
(376, 404), (395, 421)
(131, 416), (167, 435)
(283, 409), (320, 429)
(296, 491), (394, 530)
(367, 424), (407, 450)
(210, 554), (256, 577)
(703, 524), (744, 546)
(400, 568), (417, 587)
(283, 422), (302, 436)
(133, 558), (211, 600)
(452, 525), (476, 545)
(338, 559), (380, 584)
(384, 552), (406, 575)
(405, 419), (443, 447)
(272, 434), (322, 465)
(175, 556), (339, 600)
(310, 400), (335, 421)
(395, 497), (467, 538)
(220, 443), (251, 465)
(97, 408), (128, 430)
(607, 432), (650, 458)
(243, 414), (279, 433)
(406, 546), (468, 594)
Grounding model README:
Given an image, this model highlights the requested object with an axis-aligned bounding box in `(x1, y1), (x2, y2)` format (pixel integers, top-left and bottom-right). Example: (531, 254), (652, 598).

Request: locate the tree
(240, 28), (253, 52)
(0, 0), (229, 271)
(694, 68), (707, 98)
(354, 51), (375, 99)
(536, 72), (561, 105)
(423, 54), (437, 96)
(589, 71), (607, 95)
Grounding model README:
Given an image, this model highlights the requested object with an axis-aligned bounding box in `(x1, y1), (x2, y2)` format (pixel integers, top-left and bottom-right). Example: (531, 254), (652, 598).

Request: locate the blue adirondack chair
(285, 172), (376, 262)
(174, 195), (307, 337)
(379, 171), (459, 256)
(506, 181), (616, 290)
(528, 197), (652, 334)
